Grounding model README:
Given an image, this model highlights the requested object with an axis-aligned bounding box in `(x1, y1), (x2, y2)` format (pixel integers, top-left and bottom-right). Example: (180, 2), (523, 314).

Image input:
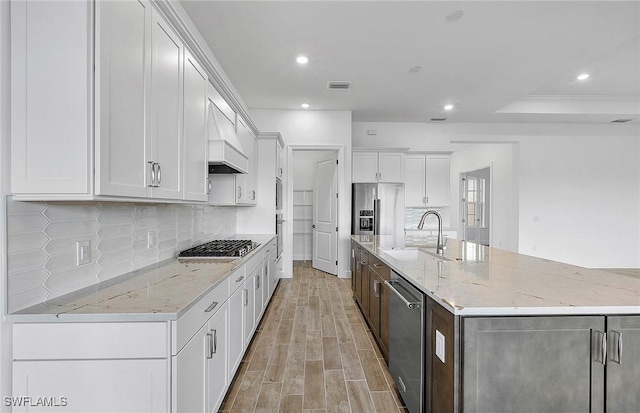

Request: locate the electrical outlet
(76, 240), (90, 265)
(147, 231), (157, 249)
(435, 330), (446, 363)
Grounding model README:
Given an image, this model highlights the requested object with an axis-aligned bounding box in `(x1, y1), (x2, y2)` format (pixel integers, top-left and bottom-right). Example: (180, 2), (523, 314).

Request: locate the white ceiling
(181, 1), (640, 124)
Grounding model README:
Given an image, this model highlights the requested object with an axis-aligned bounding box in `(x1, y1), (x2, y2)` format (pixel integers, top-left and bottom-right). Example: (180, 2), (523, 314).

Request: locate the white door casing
(313, 157), (338, 275)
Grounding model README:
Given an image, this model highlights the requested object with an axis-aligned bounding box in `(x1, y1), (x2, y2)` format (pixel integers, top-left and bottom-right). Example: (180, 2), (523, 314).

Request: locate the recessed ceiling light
(577, 73), (590, 81)
(301, 103), (310, 109)
(444, 104), (454, 111)
(296, 56), (308, 64)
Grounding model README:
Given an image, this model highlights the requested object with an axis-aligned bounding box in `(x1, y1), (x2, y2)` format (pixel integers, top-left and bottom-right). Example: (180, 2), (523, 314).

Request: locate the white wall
(292, 150), (336, 190)
(519, 135), (640, 267)
(353, 121), (640, 268)
(251, 110), (352, 278)
(0, 0), (12, 407)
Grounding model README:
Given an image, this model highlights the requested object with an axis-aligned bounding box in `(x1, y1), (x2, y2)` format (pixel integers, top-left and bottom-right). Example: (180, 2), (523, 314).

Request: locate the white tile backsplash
(6, 199), (237, 312)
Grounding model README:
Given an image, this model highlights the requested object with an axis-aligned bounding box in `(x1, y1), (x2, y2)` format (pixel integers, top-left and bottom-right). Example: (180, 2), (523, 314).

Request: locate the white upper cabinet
(11, 0), (94, 195)
(236, 118), (258, 205)
(148, 12), (184, 200)
(352, 151), (405, 183)
(182, 51), (209, 202)
(405, 154), (427, 207)
(425, 155), (450, 206)
(10, 0), (249, 204)
(276, 141), (285, 181)
(404, 153), (450, 207)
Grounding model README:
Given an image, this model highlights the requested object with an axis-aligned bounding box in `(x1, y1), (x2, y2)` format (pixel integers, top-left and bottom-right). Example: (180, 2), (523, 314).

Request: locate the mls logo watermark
(4, 396), (68, 408)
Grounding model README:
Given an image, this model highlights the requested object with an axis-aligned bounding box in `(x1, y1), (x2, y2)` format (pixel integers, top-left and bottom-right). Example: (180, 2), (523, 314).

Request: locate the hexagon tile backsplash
(6, 199), (236, 313)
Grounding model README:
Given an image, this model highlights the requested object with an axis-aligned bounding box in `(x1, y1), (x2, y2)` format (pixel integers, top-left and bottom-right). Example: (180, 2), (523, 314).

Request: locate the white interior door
(312, 156), (338, 275)
(461, 167), (491, 246)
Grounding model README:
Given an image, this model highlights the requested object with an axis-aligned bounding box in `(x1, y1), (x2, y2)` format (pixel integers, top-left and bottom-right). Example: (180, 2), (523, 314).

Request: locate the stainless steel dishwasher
(385, 271), (425, 413)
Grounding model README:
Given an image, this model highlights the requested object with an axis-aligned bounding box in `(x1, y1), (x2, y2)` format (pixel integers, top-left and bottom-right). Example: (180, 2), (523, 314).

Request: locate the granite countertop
(352, 235), (640, 316)
(8, 234), (276, 323)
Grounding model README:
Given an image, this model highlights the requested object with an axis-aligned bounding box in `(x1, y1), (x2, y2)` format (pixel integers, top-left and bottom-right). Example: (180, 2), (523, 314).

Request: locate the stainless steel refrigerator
(352, 183), (405, 237)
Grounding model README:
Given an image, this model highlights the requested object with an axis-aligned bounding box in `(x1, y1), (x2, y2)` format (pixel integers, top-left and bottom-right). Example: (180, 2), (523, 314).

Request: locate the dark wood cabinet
(426, 297), (456, 413)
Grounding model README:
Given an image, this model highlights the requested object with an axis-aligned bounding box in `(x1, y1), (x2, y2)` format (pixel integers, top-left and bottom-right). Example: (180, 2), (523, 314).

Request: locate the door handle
(373, 280), (381, 297)
(148, 161), (156, 187)
(204, 301), (219, 313)
(593, 330), (607, 365)
(206, 332), (213, 359)
(312, 224), (316, 229)
(384, 280), (420, 309)
(610, 330), (623, 364)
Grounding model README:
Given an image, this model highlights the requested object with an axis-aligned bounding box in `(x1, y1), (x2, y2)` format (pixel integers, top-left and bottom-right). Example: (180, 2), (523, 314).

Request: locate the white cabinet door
(11, 0), (92, 195)
(243, 276), (255, 348)
(425, 155), (450, 206)
(149, 10), (183, 200)
(206, 303), (228, 413)
(13, 359), (167, 413)
(96, 0), (151, 198)
(405, 154), (426, 207)
(183, 50), (208, 202)
(236, 118), (257, 205)
(352, 152), (378, 182)
(276, 142), (285, 180)
(378, 152), (405, 182)
(253, 266), (265, 325)
(228, 283), (245, 379)
(268, 250), (278, 299)
(173, 322), (207, 413)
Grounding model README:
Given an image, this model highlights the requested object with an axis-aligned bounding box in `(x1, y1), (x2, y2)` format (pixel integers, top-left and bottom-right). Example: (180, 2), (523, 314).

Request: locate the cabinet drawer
(172, 278), (230, 355)
(244, 249), (264, 276)
(229, 266), (247, 293)
(13, 322), (167, 360)
(369, 255), (390, 280)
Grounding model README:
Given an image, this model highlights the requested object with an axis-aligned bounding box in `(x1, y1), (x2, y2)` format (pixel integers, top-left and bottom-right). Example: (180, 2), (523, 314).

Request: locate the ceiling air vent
(430, 118), (447, 122)
(611, 118), (633, 123)
(327, 81), (352, 90)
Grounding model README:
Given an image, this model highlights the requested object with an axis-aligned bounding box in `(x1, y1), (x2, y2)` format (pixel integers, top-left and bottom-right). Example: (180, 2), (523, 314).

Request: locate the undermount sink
(381, 248), (451, 262)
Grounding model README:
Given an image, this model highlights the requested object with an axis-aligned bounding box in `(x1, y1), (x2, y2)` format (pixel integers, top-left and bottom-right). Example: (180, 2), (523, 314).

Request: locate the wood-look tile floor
(219, 261), (407, 413)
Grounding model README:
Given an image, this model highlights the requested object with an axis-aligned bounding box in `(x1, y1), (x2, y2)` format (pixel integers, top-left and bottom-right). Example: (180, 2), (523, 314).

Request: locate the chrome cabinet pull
(204, 301), (219, 313)
(593, 330), (607, 365)
(423, 196), (426, 205)
(373, 280), (381, 297)
(373, 263), (383, 269)
(397, 376), (407, 392)
(148, 161), (156, 187)
(235, 275), (245, 283)
(610, 330), (623, 364)
(238, 186), (242, 199)
(206, 332), (213, 359)
(212, 329), (217, 354)
(256, 274), (260, 290)
(207, 177), (212, 194)
(243, 289), (248, 306)
(156, 163), (161, 186)
(252, 190), (256, 200)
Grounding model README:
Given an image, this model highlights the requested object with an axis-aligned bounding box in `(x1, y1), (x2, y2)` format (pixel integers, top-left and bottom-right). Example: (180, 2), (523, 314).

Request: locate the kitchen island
(351, 235), (640, 413)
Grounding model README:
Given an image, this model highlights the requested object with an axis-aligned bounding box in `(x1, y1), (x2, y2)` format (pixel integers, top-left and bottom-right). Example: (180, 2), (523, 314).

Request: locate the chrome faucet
(417, 210), (445, 255)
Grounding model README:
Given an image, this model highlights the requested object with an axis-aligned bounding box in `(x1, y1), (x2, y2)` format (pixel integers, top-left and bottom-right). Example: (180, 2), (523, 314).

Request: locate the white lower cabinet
(206, 303), (228, 413)
(11, 238), (277, 413)
(228, 276), (246, 378)
(13, 359), (168, 413)
(173, 301), (228, 413)
(244, 269), (257, 348)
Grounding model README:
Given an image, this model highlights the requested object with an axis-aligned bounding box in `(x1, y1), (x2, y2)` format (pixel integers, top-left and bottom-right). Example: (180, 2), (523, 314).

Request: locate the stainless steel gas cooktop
(178, 239), (259, 259)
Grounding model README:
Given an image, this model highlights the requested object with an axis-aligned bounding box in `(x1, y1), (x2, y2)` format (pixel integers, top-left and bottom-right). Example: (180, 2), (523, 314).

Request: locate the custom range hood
(207, 97), (248, 174)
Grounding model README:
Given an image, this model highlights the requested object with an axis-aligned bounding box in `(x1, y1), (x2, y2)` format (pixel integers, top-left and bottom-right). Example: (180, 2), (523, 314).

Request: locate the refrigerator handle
(373, 198), (381, 235)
